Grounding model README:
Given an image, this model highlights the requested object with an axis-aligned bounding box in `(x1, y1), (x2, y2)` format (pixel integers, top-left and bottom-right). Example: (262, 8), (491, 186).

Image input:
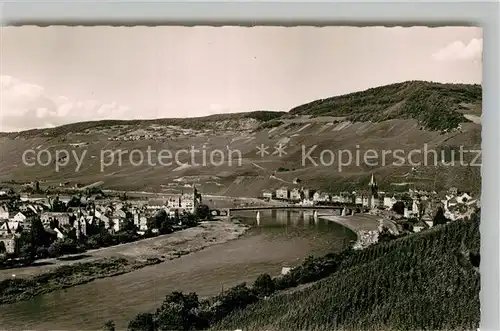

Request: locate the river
(0, 210), (356, 330)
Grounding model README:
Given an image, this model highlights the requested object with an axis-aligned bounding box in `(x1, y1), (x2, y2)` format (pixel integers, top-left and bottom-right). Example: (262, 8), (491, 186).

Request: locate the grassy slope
(214, 217), (480, 331)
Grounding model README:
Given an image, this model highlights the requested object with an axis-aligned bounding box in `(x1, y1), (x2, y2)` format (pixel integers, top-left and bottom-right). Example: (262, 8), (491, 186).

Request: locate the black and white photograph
(0, 26), (482, 331)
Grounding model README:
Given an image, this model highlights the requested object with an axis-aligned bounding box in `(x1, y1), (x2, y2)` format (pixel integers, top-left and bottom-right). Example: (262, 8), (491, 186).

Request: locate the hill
(0, 81), (482, 196)
(0, 111), (286, 139)
(213, 216), (480, 331)
(290, 81), (482, 132)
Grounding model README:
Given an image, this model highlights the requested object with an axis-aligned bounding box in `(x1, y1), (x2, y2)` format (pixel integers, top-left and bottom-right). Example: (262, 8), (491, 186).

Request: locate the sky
(0, 26), (482, 132)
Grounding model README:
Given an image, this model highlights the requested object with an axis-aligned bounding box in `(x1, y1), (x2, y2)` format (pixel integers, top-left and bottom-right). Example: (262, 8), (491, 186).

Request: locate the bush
(48, 238), (79, 258)
(253, 273), (276, 297)
(128, 313), (156, 331)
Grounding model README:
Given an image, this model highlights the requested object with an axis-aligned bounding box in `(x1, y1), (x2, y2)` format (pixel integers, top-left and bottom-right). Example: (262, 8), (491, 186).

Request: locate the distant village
(261, 173), (480, 247)
(0, 185), (204, 259)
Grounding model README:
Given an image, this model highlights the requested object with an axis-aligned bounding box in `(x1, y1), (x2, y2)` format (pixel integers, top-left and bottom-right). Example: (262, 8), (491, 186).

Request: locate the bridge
(210, 204), (367, 218)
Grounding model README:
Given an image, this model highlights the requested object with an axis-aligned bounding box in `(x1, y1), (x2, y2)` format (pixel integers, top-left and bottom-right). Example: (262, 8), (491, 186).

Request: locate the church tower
(192, 185), (201, 214)
(368, 173), (378, 209)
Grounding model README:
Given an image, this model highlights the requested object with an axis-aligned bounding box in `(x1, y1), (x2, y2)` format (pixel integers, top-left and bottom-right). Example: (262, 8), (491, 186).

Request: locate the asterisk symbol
(256, 144), (270, 157)
(272, 144), (287, 157)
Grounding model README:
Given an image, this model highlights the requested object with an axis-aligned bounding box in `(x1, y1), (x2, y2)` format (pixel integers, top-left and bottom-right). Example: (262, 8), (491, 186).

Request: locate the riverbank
(0, 220), (249, 294)
(318, 212), (399, 248)
(318, 213), (382, 236)
(0, 257), (162, 305)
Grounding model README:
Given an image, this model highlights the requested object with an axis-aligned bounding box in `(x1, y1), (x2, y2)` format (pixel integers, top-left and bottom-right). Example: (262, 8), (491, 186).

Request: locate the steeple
(369, 173), (377, 188)
(368, 173), (378, 200)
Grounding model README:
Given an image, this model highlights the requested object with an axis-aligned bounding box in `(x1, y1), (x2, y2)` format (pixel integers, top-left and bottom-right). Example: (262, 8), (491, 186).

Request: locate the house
(54, 228), (65, 239)
(114, 209), (127, 219)
(0, 221), (20, 235)
(41, 212), (71, 227)
(133, 214), (148, 231)
(74, 216), (87, 238)
(262, 191), (274, 200)
(302, 189), (315, 200)
(0, 236), (16, 254)
(456, 193), (473, 204)
(109, 217), (121, 233)
(340, 192), (354, 204)
(0, 205), (9, 220)
(313, 191), (331, 202)
(331, 195), (342, 203)
(290, 188), (302, 201)
(412, 199), (420, 217)
(11, 211), (35, 229)
(99, 214), (111, 228)
(383, 196), (397, 210)
(276, 187), (290, 200)
(413, 225), (424, 233)
(448, 187), (459, 195)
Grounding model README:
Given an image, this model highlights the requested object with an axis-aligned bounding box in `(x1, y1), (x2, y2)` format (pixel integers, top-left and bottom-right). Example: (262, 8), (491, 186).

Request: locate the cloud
(432, 38), (482, 62)
(0, 75), (136, 132)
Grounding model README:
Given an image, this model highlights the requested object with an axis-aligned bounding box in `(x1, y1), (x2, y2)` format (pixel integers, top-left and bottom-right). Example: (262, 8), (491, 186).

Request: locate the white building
(133, 214), (149, 231)
(313, 191), (330, 202)
(0, 221), (20, 235)
(12, 212), (27, 223)
(383, 196), (397, 210)
(276, 187), (289, 200)
(0, 236), (16, 254)
(41, 212), (71, 227)
(290, 188), (302, 201)
(0, 206), (9, 220)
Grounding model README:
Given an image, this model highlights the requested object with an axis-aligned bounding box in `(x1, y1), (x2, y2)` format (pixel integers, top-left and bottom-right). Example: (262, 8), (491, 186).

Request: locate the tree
(15, 231), (35, 263)
(51, 197), (66, 212)
(0, 241), (6, 254)
(67, 195), (82, 208)
(120, 218), (138, 233)
(155, 303), (185, 331)
(392, 201), (405, 215)
(195, 204), (211, 220)
(48, 238), (79, 257)
(128, 313), (156, 331)
(153, 292), (201, 330)
(31, 217), (51, 248)
(415, 198), (428, 220)
(433, 206), (449, 226)
(253, 273), (276, 297)
(103, 320), (116, 331)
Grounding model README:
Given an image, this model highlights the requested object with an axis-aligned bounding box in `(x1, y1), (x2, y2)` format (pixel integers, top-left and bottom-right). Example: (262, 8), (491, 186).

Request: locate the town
(0, 183), (207, 266)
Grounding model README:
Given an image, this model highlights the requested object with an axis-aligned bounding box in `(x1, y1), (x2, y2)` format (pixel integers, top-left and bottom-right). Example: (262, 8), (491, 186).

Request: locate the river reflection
(0, 211), (355, 331)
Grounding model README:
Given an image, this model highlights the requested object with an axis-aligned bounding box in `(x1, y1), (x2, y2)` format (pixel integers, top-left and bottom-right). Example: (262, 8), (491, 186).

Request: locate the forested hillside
(289, 81), (482, 131)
